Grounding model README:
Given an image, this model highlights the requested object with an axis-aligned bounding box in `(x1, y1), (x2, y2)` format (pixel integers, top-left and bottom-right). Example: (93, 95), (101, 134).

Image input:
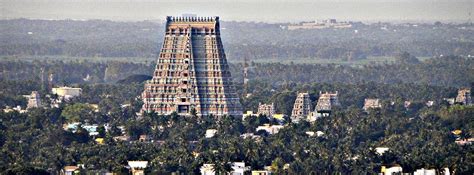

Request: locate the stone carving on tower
(141, 16), (242, 117)
(291, 92), (312, 122)
(455, 88), (472, 105)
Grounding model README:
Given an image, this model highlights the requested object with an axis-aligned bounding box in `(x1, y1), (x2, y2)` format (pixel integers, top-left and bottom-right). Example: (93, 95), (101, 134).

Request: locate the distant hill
(117, 74), (152, 84)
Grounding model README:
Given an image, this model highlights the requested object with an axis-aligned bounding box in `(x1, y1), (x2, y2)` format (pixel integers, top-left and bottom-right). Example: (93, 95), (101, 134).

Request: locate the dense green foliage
(1, 19), (473, 174)
(1, 96), (473, 174)
(237, 56), (474, 87)
(1, 56), (473, 87)
(0, 59), (153, 83)
(1, 59), (473, 173)
(1, 19), (472, 59)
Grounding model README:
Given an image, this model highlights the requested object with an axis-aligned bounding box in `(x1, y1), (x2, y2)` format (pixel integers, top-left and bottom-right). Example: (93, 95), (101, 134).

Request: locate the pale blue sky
(1, 0), (473, 22)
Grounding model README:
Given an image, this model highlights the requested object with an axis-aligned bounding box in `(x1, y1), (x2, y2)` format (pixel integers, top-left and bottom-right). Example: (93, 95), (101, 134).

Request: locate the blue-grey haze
(1, 0), (473, 23)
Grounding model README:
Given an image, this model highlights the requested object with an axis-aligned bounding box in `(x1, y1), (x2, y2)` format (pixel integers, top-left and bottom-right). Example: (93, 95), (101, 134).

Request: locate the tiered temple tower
(309, 91), (340, 120)
(455, 88), (472, 105)
(141, 16), (242, 117)
(291, 92), (312, 122)
(315, 91), (340, 113)
(257, 103), (275, 117)
(25, 91), (42, 109)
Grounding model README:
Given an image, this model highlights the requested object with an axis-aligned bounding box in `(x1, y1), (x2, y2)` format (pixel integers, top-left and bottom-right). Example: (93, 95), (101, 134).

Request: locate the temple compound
(141, 16), (242, 117)
(291, 92), (312, 122)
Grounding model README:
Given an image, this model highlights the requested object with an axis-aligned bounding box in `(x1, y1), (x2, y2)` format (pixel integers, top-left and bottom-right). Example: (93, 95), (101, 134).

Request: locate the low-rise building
(272, 114), (286, 121)
(287, 19), (352, 30)
(404, 101), (411, 109)
(139, 134), (150, 142)
(443, 98), (455, 105)
(3, 105), (27, 113)
(381, 165), (402, 175)
(256, 124), (284, 135)
(252, 170), (272, 175)
(240, 133), (261, 140)
(205, 129), (218, 138)
(375, 147), (390, 155)
(363, 98), (382, 112)
(200, 162), (248, 175)
(61, 166), (79, 175)
(305, 131), (324, 137)
(128, 161), (148, 175)
(52, 86), (82, 100)
(425, 100), (434, 107)
(452, 129), (462, 136)
(114, 135), (130, 142)
(64, 123), (99, 136)
(95, 138), (105, 145)
(455, 138), (474, 145)
(316, 131), (324, 137)
(305, 131), (315, 137)
(231, 162), (247, 175)
(243, 111), (257, 121)
(414, 168), (436, 175)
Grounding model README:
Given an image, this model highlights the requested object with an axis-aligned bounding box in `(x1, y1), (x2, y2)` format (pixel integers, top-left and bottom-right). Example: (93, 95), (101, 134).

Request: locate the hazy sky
(1, 0), (473, 23)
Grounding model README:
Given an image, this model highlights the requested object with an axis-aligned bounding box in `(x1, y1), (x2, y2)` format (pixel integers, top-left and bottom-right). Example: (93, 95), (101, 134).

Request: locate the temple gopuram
(141, 16), (242, 117)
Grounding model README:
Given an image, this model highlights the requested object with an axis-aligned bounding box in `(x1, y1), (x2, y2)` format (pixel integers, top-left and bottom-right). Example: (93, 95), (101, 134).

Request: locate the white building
(205, 129), (218, 138)
(382, 165), (402, 175)
(128, 161), (148, 175)
(414, 168), (436, 175)
(52, 86), (82, 100)
(425, 100), (434, 107)
(251, 170), (272, 175)
(240, 133), (261, 140)
(200, 162), (248, 175)
(256, 124), (284, 134)
(231, 162), (247, 175)
(62, 166), (79, 175)
(375, 147), (390, 155)
(64, 123), (99, 136)
(3, 105), (27, 113)
(305, 131), (325, 137)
